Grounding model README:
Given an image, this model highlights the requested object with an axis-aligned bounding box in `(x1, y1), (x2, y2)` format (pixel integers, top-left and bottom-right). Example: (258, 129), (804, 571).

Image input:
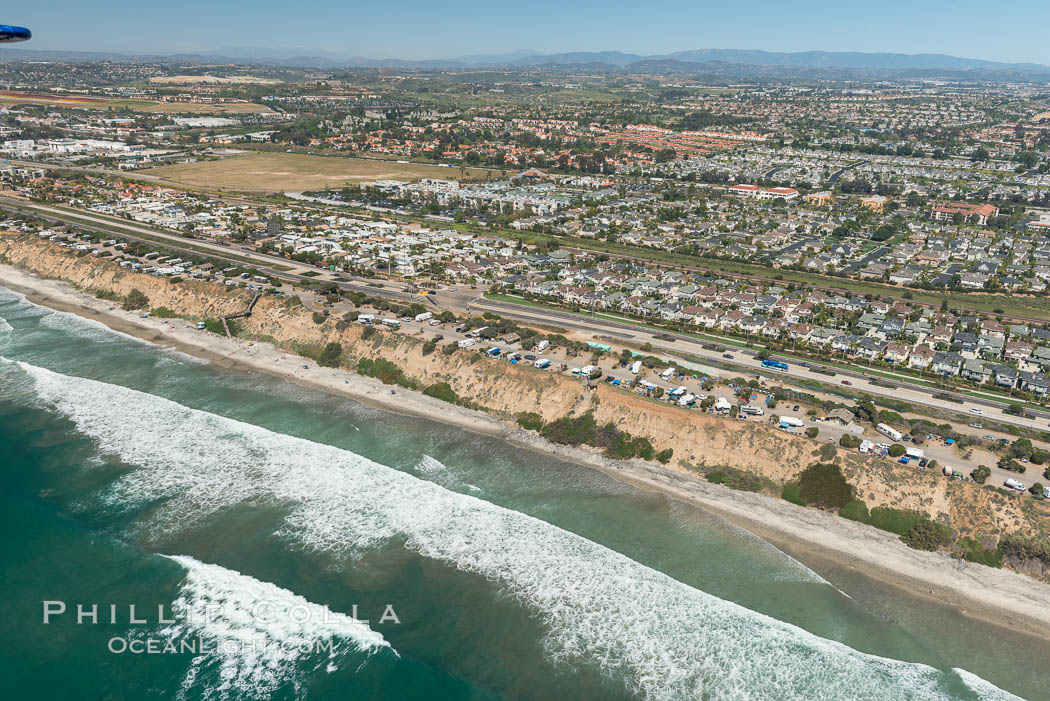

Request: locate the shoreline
(4, 263), (1050, 645)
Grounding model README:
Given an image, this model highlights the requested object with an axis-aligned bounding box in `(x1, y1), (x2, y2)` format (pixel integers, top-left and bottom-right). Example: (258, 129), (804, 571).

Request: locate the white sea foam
(414, 454), (446, 474)
(0, 286), (49, 318)
(160, 346), (212, 366)
(39, 308), (157, 347)
(156, 554), (390, 700)
(953, 668), (1024, 701)
(18, 361), (1015, 700)
(0, 317), (11, 333)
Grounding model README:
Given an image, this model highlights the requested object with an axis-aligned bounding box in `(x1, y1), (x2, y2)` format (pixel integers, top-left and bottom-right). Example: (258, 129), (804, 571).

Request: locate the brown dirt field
(144, 152), (494, 191)
(0, 92), (270, 114)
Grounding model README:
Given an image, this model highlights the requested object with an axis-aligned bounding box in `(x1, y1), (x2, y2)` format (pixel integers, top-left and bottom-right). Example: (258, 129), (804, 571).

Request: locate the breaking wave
(17, 361), (1017, 700)
(157, 554), (390, 700)
(414, 454), (446, 474)
(38, 308), (157, 347)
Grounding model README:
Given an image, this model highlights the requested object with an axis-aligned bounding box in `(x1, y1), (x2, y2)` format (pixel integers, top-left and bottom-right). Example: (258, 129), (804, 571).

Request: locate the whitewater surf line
(154, 555), (391, 700)
(10, 359), (1018, 701)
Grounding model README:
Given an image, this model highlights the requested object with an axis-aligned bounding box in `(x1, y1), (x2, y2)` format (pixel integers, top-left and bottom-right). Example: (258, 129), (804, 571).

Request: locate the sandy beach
(4, 262), (1050, 644)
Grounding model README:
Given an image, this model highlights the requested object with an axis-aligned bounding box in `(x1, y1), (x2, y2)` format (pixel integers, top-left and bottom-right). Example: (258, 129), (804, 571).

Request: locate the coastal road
(6, 197), (1048, 434)
(470, 297), (1050, 434)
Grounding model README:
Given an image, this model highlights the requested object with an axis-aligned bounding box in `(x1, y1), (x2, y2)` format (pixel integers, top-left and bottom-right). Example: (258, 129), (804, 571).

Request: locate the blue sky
(7, 0), (1050, 65)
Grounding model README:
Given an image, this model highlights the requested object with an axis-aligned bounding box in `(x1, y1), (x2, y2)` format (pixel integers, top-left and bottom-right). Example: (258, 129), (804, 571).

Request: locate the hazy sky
(7, 0), (1050, 65)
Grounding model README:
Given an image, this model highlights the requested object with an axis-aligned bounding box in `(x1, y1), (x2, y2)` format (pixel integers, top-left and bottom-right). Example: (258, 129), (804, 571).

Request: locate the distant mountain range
(4, 46), (1049, 78)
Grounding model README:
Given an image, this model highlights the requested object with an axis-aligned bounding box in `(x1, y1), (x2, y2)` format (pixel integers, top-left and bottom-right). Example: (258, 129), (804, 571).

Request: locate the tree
(970, 465), (991, 484)
(888, 444), (906, 458)
(840, 434), (862, 449)
(798, 462), (853, 509)
(805, 427), (819, 439)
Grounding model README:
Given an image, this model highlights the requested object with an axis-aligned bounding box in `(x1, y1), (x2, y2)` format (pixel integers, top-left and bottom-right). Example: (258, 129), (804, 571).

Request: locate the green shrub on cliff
(797, 462), (852, 509)
(999, 533), (1050, 570)
(867, 506), (925, 536)
(516, 412), (544, 432)
(839, 499), (870, 523)
(705, 467), (762, 492)
(780, 482), (806, 506)
(957, 537), (1002, 568)
(317, 342), (343, 368)
(423, 382), (459, 404)
(123, 288), (149, 311)
(901, 520), (952, 551)
(356, 357), (413, 388)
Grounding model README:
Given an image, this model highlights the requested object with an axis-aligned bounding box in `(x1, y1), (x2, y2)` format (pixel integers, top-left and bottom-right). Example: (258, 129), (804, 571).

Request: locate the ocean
(0, 285), (1046, 700)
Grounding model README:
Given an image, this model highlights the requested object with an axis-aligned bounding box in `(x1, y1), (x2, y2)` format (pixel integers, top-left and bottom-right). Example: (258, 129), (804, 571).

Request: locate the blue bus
(761, 359), (788, 371)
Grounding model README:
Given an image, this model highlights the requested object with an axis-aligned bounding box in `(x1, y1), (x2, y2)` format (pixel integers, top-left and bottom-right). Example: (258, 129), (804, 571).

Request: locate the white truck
(457, 338), (477, 348)
(536, 339), (550, 352)
(358, 314), (375, 324)
(382, 318), (401, 329)
(876, 423), (904, 443)
(905, 447), (925, 460)
(534, 358), (551, 369)
(779, 416), (805, 428)
(660, 367), (676, 381)
(679, 393), (697, 407)
(414, 312), (433, 322)
(629, 360), (643, 375)
(859, 439), (875, 454)
(1004, 479), (1026, 492)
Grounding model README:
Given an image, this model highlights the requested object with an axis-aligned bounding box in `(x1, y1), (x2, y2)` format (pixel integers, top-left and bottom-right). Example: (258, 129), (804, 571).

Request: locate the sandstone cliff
(4, 232), (1048, 542)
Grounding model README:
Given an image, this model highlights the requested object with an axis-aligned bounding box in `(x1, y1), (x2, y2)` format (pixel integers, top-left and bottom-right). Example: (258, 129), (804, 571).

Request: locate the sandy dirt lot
(145, 152), (495, 191)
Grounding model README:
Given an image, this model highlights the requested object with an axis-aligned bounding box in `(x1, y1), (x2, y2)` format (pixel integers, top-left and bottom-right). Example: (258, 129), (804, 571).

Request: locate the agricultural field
(0, 90), (271, 113)
(144, 152), (495, 191)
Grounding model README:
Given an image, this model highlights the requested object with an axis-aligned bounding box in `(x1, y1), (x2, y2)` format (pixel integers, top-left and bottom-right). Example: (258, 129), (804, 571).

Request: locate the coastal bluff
(3, 232), (1048, 549)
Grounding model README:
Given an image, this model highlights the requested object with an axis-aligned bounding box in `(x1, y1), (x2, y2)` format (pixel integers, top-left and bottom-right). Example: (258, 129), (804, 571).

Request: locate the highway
(471, 297), (1050, 434)
(4, 196), (1048, 435)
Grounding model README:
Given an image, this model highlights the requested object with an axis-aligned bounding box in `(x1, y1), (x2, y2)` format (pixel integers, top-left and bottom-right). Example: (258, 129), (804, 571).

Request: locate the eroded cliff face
(4, 233), (1048, 540)
(0, 234), (249, 319)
